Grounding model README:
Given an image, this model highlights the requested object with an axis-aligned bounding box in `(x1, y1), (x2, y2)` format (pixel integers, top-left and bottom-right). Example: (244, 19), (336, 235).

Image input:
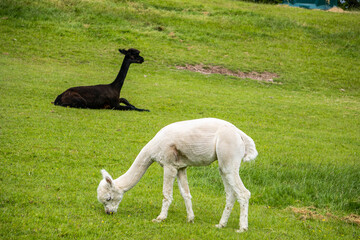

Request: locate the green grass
(1, 0), (359, 239)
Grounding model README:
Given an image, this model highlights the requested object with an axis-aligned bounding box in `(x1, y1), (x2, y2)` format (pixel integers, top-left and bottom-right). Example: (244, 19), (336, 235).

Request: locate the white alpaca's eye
(106, 197), (111, 201)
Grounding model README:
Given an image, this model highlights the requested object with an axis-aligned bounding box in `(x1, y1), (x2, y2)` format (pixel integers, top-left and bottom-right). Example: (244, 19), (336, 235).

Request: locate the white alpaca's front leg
(152, 166), (177, 223)
(177, 168), (195, 223)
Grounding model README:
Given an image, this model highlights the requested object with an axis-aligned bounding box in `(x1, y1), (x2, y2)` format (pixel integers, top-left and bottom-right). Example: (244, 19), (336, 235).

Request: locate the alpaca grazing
(54, 48), (149, 111)
(97, 118), (258, 233)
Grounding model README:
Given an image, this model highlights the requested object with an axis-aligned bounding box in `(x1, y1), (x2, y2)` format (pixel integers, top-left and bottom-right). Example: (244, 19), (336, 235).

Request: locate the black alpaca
(54, 48), (149, 111)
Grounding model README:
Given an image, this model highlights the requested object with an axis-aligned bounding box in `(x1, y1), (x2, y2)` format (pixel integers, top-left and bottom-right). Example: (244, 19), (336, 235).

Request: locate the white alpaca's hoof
(152, 217), (165, 223)
(215, 224), (225, 229)
(236, 227), (248, 233)
(187, 218), (194, 223)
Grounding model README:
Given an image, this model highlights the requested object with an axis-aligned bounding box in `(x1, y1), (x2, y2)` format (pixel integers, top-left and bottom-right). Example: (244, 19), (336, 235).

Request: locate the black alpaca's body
(54, 48), (149, 112)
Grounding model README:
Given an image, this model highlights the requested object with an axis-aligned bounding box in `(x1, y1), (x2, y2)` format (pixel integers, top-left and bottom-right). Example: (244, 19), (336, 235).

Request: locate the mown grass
(0, 0), (359, 239)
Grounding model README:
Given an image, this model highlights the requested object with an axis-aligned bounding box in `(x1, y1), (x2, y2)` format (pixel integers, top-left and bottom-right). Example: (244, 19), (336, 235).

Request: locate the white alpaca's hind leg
(177, 168), (195, 223)
(152, 166), (177, 223)
(216, 171), (236, 229)
(215, 127), (249, 232)
(226, 173), (250, 233)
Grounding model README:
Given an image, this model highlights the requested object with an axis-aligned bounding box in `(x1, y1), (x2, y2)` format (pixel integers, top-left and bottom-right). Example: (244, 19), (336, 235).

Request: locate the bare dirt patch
(290, 206), (360, 225)
(176, 64), (280, 83)
(327, 7), (345, 13)
(343, 214), (360, 225)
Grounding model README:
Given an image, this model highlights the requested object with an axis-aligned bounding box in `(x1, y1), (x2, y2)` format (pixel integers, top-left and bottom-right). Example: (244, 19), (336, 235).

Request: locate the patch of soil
(327, 7), (345, 13)
(290, 206), (360, 225)
(290, 206), (329, 221)
(343, 214), (360, 225)
(176, 64), (280, 83)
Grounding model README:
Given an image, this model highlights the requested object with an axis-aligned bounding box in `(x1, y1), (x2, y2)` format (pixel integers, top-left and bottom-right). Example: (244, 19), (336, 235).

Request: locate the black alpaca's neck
(111, 57), (131, 93)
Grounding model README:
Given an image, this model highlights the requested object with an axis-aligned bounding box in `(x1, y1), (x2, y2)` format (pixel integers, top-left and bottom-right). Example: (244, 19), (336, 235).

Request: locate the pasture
(0, 0), (359, 239)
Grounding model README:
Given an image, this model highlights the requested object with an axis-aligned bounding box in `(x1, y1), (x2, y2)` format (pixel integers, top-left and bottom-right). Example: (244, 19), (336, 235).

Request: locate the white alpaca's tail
(237, 129), (258, 162)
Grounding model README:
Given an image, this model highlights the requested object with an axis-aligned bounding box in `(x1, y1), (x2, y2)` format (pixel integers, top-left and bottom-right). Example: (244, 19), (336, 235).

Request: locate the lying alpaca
(54, 48), (149, 111)
(97, 118), (258, 233)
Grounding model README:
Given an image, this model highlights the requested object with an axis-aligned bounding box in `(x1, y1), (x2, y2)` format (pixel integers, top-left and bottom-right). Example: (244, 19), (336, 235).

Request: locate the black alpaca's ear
(119, 49), (127, 55)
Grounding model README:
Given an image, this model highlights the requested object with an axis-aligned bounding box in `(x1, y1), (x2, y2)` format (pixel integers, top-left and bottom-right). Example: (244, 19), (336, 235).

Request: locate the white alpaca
(97, 118), (258, 232)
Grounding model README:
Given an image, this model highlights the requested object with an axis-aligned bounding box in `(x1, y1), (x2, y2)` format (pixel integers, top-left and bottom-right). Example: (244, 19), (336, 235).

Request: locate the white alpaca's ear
(101, 169), (113, 186)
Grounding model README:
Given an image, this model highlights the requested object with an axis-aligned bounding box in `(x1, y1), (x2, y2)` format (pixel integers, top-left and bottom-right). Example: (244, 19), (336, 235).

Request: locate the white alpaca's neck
(114, 147), (153, 192)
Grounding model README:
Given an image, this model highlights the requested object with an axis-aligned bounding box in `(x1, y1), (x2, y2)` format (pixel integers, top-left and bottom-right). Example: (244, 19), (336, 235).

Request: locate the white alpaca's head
(97, 169), (124, 214)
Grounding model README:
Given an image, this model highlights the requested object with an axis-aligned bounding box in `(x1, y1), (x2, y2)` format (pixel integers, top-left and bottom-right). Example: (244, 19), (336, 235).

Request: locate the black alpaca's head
(119, 48), (144, 64)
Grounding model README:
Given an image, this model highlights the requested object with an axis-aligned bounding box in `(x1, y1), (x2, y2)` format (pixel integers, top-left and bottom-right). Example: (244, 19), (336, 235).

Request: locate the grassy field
(1, 0), (359, 239)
